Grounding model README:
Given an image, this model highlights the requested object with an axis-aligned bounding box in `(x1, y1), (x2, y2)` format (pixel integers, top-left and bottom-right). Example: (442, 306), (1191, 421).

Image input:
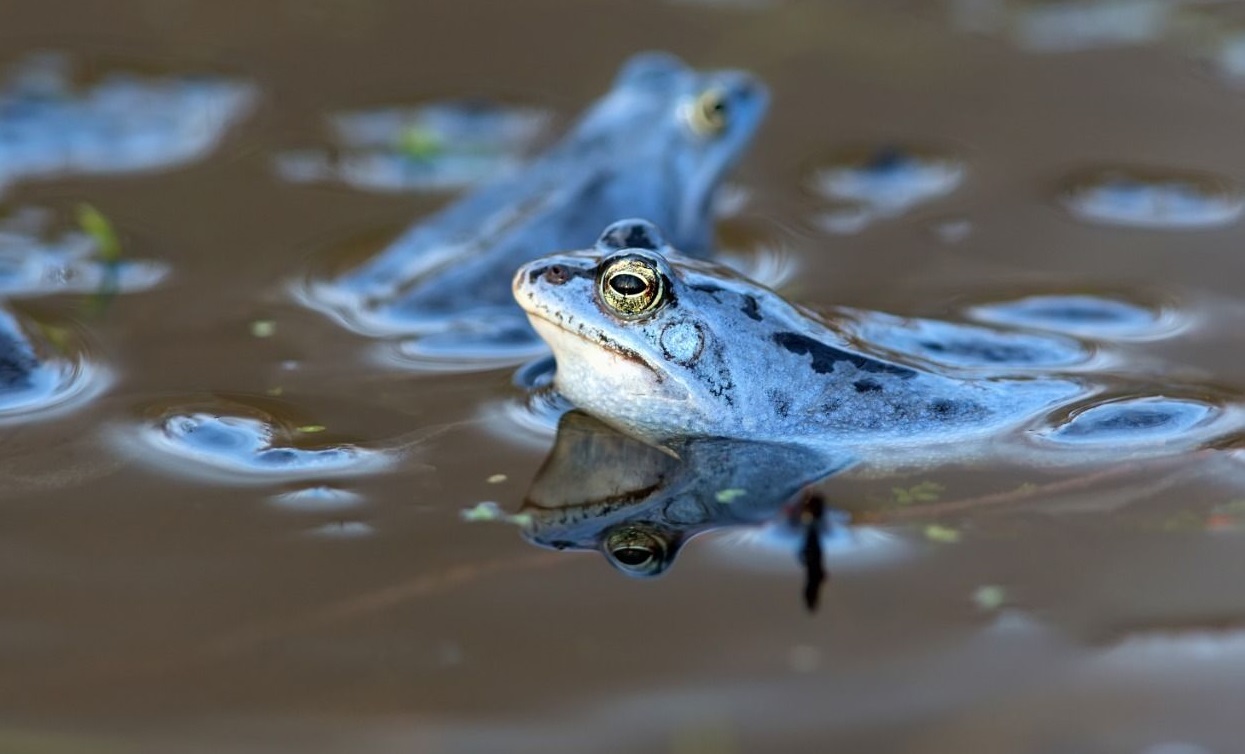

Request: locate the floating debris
(923, 524), (961, 544)
(972, 584), (1008, 611)
(1060, 167), (1244, 229)
(250, 320), (276, 338)
(891, 481), (945, 506)
(460, 501), (532, 527)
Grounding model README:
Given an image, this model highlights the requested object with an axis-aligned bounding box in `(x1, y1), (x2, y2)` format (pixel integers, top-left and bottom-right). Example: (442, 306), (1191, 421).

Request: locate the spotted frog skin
(514, 219), (1086, 456)
(309, 52), (768, 350)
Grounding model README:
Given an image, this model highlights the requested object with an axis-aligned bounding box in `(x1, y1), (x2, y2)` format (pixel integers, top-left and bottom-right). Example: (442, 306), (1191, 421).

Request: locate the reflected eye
(599, 256), (665, 317)
(604, 526), (668, 577)
(686, 87), (729, 136)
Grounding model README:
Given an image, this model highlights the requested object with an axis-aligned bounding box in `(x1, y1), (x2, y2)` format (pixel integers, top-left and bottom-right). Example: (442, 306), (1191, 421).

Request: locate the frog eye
(598, 256), (665, 317)
(686, 87), (729, 137)
(603, 526), (669, 577)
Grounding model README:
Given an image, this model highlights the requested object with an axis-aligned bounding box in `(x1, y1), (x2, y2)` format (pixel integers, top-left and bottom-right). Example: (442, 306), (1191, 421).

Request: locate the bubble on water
(1038, 396), (1230, 448)
(0, 308), (105, 423)
(273, 100), (549, 193)
(121, 405), (394, 483)
(1060, 168), (1244, 229)
(968, 293), (1183, 340)
(810, 146), (965, 233)
(851, 311), (1094, 372)
(0, 52), (256, 196)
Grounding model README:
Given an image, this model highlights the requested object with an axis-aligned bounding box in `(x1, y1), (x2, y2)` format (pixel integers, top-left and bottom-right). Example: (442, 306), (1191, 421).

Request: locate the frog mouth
(524, 310), (663, 381)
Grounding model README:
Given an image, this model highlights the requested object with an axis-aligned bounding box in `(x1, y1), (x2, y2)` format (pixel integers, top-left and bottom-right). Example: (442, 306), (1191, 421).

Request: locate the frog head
(578, 53), (769, 252)
(514, 218), (782, 439)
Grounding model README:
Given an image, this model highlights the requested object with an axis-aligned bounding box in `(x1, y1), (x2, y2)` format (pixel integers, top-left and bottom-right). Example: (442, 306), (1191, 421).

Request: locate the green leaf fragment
(459, 501), (531, 527)
(973, 584), (1007, 611)
(296, 425), (326, 433)
(397, 126), (443, 160)
(715, 488), (747, 504)
(923, 524), (961, 544)
(250, 320), (276, 338)
(892, 481), (945, 506)
(76, 203), (122, 263)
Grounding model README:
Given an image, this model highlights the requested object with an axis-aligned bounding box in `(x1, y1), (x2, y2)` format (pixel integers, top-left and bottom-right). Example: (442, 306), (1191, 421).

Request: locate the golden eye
(686, 87), (729, 136)
(599, 256), (664, 317)
(604, 526), (668, 577)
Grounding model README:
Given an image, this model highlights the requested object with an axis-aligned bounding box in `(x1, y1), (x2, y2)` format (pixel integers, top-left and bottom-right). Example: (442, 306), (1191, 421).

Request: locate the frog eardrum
(598, 255), (665, 317)
(686, 87), (729, 136)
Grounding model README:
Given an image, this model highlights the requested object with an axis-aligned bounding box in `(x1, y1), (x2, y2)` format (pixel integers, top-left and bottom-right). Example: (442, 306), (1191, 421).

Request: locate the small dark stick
(799, 491), (827, 613)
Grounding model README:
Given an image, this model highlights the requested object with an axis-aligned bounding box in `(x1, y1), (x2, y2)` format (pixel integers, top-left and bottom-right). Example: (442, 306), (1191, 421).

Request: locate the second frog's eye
(599, 255), (665, 317)
(603, 526), (669, 577)
(686, 87), (729, 136)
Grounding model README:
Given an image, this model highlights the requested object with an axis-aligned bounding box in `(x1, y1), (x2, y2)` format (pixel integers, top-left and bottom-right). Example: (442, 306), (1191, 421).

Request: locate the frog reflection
(518, 410), (853, 579)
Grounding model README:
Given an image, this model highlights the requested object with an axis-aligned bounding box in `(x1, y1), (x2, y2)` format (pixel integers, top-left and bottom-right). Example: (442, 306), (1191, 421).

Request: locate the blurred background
(3, 1), (1245, 752)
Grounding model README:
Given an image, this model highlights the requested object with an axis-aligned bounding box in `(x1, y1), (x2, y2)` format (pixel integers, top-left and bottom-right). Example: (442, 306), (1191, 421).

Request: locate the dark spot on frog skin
(741, 295), (762, 321)
(689, 282), (725, 295)
(766, 388), (791, 417)
(773, 332), (917, 379)
(853, 378), (882, 393)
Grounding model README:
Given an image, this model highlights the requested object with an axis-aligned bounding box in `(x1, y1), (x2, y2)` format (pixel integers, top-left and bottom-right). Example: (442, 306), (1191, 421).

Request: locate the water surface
(4, 1), (1245, 752)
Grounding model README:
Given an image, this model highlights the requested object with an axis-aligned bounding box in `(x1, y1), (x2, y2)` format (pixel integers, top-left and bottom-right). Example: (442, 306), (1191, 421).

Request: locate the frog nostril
(543, 265), (569, 285)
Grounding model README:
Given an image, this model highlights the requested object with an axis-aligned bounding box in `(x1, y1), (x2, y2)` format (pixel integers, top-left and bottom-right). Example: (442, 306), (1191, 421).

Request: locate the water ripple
(968, 293), (1184, 340)
(0, 307), (104, 423)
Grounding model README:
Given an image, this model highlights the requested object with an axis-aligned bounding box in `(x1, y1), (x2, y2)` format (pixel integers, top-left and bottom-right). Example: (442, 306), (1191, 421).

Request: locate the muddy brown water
(4, 0), (1245, 752)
